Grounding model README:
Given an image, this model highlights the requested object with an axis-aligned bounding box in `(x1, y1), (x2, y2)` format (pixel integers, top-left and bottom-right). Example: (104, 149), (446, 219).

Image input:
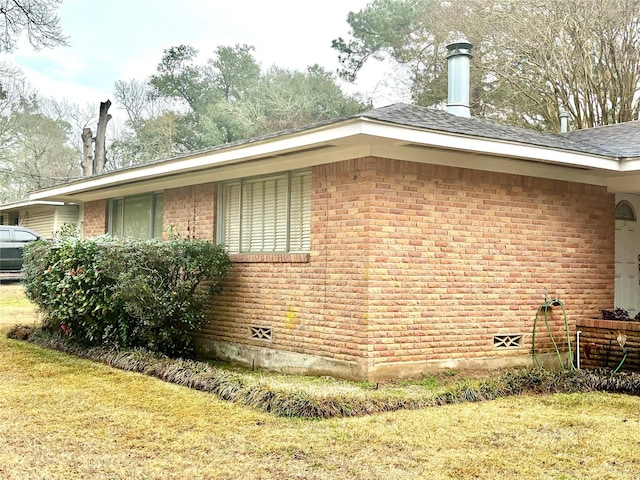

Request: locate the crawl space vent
(493, 334), (523, 349)
(250, 326), (272, 341)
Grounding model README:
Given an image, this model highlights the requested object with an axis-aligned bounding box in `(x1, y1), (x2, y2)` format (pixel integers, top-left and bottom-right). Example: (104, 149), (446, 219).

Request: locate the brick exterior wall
(198, 157), (615, 379)
(576, 319), (640, 372)
(163, 183), (216, 241)
(201, 160), (374, 369)
(363, 159), (614, 368)
(82, 200), (108, 237)
(82, 185), (217, 241)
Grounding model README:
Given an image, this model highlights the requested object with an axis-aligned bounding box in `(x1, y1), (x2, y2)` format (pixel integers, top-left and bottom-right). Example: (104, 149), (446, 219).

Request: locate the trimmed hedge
(22, 237), (231, 356)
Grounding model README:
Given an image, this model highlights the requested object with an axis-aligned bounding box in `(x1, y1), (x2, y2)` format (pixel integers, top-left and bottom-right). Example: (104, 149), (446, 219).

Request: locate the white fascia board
(359, 120), (621, 171)
(0, 200), (65, 211)
(29, 116), (622, 202)
(373, 144), (608, 186)
(620, 157), (640, 172)
(64, 145), (373, 203)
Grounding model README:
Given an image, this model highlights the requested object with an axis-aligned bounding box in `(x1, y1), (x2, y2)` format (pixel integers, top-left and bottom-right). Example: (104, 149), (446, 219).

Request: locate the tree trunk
(94, 99), (111, 174)
(80, 127), (93, 176)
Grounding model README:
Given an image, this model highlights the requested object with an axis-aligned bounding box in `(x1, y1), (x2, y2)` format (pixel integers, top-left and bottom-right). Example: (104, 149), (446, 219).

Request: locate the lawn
(1, 283), (640, 479)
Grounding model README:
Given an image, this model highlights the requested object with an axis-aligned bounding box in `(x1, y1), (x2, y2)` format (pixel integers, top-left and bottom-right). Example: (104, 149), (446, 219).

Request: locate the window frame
(615, 200), (637, 222)
(217, 169), (311, 254)
(108, 192), (164, 240)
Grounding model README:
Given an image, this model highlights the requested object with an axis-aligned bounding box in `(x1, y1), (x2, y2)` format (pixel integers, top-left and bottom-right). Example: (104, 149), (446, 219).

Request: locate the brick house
(27, 44), (640, 381)
(26, 101), (640, 380)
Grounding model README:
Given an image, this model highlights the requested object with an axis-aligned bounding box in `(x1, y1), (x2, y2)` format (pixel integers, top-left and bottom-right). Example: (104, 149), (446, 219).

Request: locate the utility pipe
(576, 330), (582, 369)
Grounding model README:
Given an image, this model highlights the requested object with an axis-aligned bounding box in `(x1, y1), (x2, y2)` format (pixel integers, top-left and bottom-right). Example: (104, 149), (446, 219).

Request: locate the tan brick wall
(365, 159), (614, 366)
(163, 183), (217, 241)
(82, 200), (108, 237)
(202, 159), (375, 368)
(201, 157), (615, 377)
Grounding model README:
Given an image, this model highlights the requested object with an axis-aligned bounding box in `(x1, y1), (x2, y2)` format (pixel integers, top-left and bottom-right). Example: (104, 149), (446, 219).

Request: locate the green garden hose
(613, 350), (628, 374)
(532, 297), (574, 371)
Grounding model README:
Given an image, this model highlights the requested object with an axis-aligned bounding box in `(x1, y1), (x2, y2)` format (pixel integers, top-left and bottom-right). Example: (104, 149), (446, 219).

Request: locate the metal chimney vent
(560, 111), (570, 133)
(446, 40), (473, 118)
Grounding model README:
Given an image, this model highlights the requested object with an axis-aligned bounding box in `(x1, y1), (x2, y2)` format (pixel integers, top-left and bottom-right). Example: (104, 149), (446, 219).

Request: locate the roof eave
(28, 116), (624, 203)
(619, 156), (640, 172)
(0, 200), (68, 212)
(358, 118), (621, 171)
(29, 119), (368, 202)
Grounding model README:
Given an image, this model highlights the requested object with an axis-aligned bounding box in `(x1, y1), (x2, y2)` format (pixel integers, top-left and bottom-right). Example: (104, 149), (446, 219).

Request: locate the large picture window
(109, 192), (164, 239)
(219, 170), (311, 253)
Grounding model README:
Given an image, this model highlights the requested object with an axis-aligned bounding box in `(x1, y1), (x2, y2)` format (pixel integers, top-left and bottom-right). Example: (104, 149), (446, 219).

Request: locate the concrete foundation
(194, 336), (566, 382)
(194, 336), (366, 380)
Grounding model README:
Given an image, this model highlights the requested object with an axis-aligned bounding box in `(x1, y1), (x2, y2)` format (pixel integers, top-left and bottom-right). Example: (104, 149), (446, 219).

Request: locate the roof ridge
(358, 102), (410, 117)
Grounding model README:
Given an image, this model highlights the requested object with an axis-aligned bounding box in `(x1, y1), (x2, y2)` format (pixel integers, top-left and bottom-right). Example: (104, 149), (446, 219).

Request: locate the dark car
(0, 226), (41, 272)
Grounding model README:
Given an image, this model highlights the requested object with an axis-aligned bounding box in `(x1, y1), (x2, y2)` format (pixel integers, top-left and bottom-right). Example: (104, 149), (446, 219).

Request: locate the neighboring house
(0, 200), (80, 240)
(25, 44), (640, 381)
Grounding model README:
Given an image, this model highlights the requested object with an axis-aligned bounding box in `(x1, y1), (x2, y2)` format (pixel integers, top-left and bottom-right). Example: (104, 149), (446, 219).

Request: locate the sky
(5, 0), (408, 115)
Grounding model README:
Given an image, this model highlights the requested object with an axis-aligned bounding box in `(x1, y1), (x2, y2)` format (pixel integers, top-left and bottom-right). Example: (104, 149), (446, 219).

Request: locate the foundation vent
(250, 326), (272, 341)
(493, 334), (523, 349)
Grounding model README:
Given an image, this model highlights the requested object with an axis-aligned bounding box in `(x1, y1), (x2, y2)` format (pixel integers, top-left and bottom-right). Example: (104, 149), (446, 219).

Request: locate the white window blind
(289, 170), (311, 252)
(220, 170), (311, 253)
(222, 182), (241, 253)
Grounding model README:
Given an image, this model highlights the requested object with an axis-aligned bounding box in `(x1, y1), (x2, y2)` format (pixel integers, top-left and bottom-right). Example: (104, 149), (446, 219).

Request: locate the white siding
(53, 206), (80, 234)
(17, 205), (79, 239)
(19, 208), (54, 238)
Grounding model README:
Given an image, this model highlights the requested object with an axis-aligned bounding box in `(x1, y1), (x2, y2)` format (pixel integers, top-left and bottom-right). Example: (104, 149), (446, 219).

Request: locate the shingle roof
(357, 103), (640, 159)
(560, 120), (640, 158)
(90, 103), (640, 178)
(132, 103), (640, 170)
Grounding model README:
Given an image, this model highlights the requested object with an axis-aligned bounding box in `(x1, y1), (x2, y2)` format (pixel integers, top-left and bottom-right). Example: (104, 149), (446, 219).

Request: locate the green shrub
(23, 238), (120, 344)
(23, 237), (232, 356)
(101, 239), (232, 356)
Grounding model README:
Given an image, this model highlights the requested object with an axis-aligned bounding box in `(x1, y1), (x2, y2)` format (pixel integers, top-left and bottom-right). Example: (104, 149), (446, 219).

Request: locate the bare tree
(0, 0), (67, 52)
(334, 0), (640, 130)
(93, 99), (111, 174)
(0, 92), (78, 202)
(0, 75), (31, 144)
(490, 0), (640, 129)
(114, 78), (175, 124)
(80, 126), (92, 176)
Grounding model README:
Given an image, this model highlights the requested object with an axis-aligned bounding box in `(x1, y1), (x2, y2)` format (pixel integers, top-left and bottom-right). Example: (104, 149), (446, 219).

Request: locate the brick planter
(576, 319), (640, 372)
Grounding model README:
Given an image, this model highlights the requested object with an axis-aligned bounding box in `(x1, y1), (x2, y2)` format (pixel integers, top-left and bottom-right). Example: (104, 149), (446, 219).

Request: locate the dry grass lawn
(0, 281), (39, 328)
(2, 283), (640, 479)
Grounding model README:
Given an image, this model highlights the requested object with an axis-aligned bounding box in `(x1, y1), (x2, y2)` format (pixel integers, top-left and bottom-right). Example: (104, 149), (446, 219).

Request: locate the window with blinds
(220, 170), (311, 253)
(109, 192), (164, 240)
